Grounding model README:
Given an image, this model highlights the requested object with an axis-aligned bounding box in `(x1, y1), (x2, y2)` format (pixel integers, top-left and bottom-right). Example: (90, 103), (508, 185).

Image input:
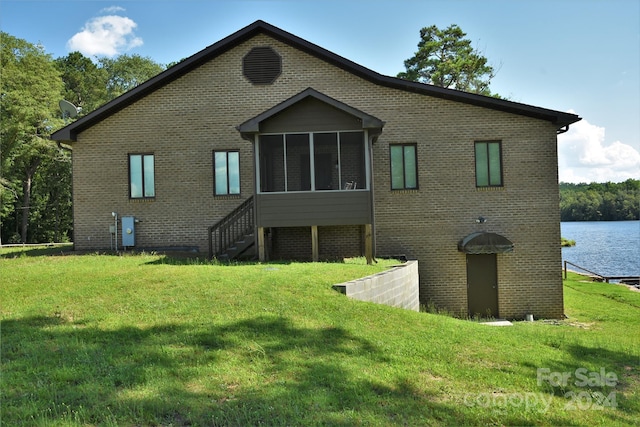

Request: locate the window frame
(128, 153), (155, 199)
(213, 149), (241, 196)
(256, 130), (368, 193)
(474, 140), (503, 188)
(389, 143), (419, 190)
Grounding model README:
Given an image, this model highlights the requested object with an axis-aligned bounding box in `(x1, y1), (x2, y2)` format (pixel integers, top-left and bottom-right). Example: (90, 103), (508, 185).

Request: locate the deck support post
(364, 223), (373, 265)
(257, 227), (266, 262)
(311, 225), (319, 262)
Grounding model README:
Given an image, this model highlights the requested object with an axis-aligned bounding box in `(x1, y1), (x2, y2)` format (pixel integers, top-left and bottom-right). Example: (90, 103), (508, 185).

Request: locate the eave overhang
(51, 19), (581, 143)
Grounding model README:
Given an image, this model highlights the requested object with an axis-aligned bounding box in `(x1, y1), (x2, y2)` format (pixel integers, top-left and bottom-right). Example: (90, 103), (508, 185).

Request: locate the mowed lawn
(1, 246), (639, 426)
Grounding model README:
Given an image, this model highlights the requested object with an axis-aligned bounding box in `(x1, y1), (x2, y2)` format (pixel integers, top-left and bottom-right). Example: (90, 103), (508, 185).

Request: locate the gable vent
(243, 46), (281, 85)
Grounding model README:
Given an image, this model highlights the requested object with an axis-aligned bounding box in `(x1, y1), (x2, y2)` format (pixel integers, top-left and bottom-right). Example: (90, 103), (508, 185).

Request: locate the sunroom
(238, 88), (384, 261)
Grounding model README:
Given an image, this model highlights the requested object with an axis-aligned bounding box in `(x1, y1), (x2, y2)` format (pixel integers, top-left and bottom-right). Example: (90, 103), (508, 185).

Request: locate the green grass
(1, 246), (639, 426)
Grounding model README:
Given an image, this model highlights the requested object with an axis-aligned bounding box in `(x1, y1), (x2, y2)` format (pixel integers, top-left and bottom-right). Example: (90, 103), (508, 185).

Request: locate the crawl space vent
(243, 46), (281, 85)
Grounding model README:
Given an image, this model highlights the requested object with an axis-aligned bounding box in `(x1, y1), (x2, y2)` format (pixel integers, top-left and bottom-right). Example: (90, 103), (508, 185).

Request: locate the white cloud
(67, 12), (143, 57)
(100, 6), (126, 14)
(558, 113), (640, 183)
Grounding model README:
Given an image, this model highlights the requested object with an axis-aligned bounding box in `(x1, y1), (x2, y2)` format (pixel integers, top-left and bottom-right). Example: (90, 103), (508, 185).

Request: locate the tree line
(1, 32), (165, 245)
(560, 180), (640, 221)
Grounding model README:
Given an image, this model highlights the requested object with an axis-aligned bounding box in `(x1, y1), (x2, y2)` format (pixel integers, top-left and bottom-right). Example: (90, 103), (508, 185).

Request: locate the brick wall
(318, 225), (362, 260)
(269, 227), (311, 260)
(269, 225), (362, 260)
(71, 32), (564, 319)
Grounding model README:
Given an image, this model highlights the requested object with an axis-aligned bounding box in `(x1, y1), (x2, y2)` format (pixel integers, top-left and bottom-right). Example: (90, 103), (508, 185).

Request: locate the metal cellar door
(466, 254), (498, 318)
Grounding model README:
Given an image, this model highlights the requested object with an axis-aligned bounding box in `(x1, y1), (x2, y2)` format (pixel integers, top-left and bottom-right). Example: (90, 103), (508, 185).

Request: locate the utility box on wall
(121, 216), (136, 247)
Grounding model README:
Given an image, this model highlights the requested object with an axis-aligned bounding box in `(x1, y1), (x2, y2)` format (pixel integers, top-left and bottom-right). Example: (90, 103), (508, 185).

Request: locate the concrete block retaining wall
(332, 260), (419, 311)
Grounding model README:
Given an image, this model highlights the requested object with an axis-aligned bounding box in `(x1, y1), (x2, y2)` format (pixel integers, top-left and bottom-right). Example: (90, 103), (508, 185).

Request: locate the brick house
(52, 20), (581, 319)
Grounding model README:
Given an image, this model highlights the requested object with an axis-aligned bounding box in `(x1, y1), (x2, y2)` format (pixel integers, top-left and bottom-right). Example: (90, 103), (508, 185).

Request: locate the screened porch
(258, 130), (367, 193)
(238, 88), (384, 229)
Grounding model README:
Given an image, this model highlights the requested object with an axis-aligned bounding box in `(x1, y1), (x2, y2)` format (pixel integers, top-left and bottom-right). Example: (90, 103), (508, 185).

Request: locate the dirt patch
(540, 319), (595, 329)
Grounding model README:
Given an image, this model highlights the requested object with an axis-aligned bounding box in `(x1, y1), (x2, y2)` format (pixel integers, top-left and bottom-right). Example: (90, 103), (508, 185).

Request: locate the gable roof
(237, 87), (385, 137)
(51, 20), (580, 142)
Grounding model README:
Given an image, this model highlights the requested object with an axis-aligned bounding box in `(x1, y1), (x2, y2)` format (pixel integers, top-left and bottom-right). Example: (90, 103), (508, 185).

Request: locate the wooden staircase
(208, 196), (255, 261)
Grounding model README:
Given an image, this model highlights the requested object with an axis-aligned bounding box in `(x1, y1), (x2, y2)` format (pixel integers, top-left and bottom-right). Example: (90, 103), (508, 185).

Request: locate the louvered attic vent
(243, 47), (281, 85)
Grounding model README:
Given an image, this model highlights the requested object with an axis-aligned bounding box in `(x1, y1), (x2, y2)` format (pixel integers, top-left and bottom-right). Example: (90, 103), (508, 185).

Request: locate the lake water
(561, 221), (640, 278)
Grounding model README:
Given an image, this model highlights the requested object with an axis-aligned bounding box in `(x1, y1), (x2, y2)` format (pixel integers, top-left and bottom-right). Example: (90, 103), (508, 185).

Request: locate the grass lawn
(1, 246), (638, 426)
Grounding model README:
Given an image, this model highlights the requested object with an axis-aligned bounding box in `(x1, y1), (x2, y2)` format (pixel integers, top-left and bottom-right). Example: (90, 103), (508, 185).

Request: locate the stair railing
(208, 196), (254, 260)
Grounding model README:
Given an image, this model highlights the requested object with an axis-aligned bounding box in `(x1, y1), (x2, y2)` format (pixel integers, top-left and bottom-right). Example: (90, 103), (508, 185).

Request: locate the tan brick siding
(318, 225), (362, 260)
(71, 33), (564, 318)
(269, 225), (362, 260)
(269, 227), (311, 260)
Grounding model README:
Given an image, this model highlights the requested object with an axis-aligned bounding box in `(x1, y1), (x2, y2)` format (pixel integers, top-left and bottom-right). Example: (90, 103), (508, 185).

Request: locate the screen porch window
(129, 154), (155, 198)
(390, 144), (418, 190)
(214, 150), (240, 195)
(475, 141), (502, 187)
(258, 131), (366, 193)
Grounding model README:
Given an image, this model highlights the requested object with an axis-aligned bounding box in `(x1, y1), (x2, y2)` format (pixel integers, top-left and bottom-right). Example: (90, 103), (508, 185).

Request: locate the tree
(559, 180), (640, 221)
(29, 151), (73, 243)
(398, 24), (497, 96)
(98, 54), (164, 99)
(1, 33), (64, 244)
(2, 35), (166, 245)
(55, 52), (109, 114)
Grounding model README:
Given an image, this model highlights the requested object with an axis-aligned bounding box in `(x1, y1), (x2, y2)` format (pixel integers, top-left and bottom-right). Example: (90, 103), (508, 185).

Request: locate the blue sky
(2, 0), (639, 183)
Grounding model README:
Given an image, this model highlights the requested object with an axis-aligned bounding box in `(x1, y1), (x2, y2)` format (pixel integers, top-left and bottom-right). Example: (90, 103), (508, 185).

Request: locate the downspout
(556, 125), (570, 135)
